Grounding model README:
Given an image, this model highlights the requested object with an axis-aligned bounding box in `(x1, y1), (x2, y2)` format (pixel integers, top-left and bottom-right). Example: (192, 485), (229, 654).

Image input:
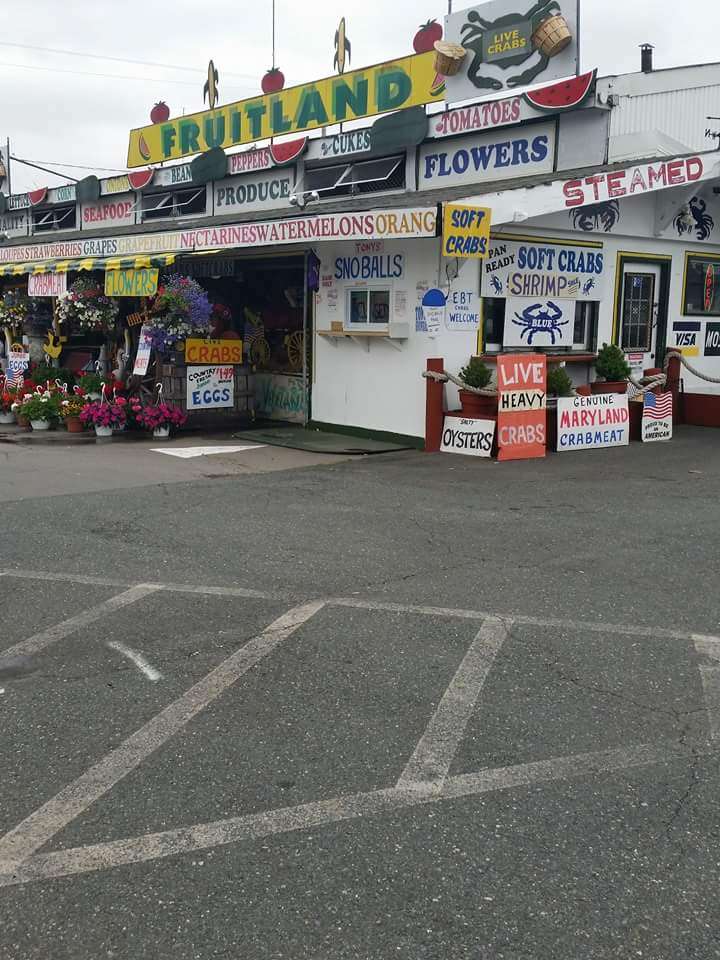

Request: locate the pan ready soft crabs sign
(481, 236), (605, 301)
(444, 0), (578, 101)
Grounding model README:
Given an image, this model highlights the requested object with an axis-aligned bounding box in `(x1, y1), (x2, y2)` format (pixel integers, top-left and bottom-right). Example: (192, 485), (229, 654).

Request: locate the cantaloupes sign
(127, 52), (443, 167)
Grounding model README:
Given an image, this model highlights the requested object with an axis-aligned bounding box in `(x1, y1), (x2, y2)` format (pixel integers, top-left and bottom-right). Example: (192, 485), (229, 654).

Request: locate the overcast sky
(4, 0), (720, 192)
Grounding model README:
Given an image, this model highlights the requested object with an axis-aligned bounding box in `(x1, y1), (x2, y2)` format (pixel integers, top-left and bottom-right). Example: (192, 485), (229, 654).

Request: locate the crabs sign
(443, 203), (491, 258)
(497, 353), (546, 460)
(444, 0), (578, 101)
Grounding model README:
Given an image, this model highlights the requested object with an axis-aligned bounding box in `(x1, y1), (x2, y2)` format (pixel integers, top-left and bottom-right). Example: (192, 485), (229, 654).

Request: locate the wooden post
(666, 351), (682, 425)
(425, 357), (445, 452)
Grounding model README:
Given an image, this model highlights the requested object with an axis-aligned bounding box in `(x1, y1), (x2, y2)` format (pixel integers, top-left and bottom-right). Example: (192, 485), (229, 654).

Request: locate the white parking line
(106, 642), (163, 682)
(0, 601), (325, 875)
(695, 638), (720, 740)
(0, 584), (164, 659)
(397, 617), (511, 790)
(0, 738), (701, 888)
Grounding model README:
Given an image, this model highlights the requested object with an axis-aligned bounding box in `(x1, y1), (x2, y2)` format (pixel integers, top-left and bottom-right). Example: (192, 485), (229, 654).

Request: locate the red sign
(496, 354), (547, 461)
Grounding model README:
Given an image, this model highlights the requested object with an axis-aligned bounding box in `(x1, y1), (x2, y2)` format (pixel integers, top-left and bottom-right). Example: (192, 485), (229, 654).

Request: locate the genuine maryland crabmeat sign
(481, 237), (605, 300)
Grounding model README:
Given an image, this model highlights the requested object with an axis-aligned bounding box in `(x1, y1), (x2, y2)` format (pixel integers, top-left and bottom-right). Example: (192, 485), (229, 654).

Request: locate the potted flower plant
(134, 400), (187, 439)
(17, 389), (61, 431)
(79, 399), (127, 437)
(457, 357), (496, 418)
(77, 372), (104, 400)
(55, 277), (119, 334)
(546, 365), (574, 451)
(147, 274), (212, 353)
(0, 387), (17, 424)
(592, 343), (631, 394)
(59, 394), (87, 433)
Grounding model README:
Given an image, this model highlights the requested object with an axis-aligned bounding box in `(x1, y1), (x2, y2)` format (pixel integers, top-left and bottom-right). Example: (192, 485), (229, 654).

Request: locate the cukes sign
(127, 52), (443, 167)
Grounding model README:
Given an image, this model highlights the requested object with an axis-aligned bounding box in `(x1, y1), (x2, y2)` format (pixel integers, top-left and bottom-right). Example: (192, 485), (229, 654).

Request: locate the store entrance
(183, 253), (310, 424)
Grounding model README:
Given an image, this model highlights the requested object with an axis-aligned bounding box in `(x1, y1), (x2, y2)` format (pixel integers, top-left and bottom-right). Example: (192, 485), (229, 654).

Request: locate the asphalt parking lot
(2, 427), (720, 959)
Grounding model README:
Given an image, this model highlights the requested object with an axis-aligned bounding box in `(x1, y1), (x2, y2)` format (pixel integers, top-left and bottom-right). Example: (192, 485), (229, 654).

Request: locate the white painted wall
(312, 238), (483, 438)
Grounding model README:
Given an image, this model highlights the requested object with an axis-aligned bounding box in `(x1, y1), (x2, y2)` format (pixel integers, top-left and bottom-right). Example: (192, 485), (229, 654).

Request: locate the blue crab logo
(582, 278), (595, 295)
(490, 275), (503, 295)
(673, 196), (714, 241)
(569, 200), (620, 233)
(512, 300), (569, 345)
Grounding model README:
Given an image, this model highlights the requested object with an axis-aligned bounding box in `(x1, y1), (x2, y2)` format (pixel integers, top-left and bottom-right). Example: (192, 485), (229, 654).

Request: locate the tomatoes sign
(442, 203), (491, 258)
(496, 354), (546, 461)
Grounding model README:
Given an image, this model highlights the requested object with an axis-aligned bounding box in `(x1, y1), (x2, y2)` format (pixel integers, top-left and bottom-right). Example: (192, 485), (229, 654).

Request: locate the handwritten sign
(557, 394), (629, 451)
(442, 203), (491, 259)
(497, 354), (546, 461)
(132, 326), (153, 376)
(185, 338), (243, 364)
(482, 238), (604, 301)
(186, 366), (234, 410)
(105, 267), (158, 298)
(642, 391), (673, 442)
(28, 272), (67, 298)
(445, 289), (480, 331)
(440, 416), (495, 457)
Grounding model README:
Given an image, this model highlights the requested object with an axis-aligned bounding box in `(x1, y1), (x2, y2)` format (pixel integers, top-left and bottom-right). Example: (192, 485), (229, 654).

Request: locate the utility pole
(4, 137), (10, 195)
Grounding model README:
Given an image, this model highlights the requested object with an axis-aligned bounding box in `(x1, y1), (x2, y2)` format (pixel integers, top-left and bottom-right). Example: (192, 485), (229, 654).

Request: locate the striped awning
(0, 253), (176, 277)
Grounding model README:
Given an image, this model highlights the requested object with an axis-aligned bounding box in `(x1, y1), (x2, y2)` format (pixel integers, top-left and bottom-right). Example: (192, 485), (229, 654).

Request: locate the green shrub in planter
(459, 357), (492, 389)
(547, 366), (574, 397)
(594, 343), (631, 381)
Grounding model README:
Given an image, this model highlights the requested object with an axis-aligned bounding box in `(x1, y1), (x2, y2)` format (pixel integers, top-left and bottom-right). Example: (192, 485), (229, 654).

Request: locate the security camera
(308, 191), (319, 204)
(289, 194), (299, 207)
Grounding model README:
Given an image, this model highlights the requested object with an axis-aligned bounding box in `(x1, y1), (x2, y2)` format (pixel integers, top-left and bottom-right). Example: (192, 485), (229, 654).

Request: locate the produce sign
(556, 394), (629, 451)
(105, 267), (159, 298)
(481, 237), (604, 300)
(127, 52), (443, 167)
(440, 416), (495, 457)
(497, 353), (546, 461)
(443, 0), (578, 101)
(185, 338), (243, 364)
(443, 203), (491, 258)
(186, 365), (234, 410)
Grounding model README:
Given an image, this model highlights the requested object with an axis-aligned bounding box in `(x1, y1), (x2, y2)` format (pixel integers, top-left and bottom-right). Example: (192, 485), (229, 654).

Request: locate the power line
(0, 40), (259, 81)
(0, 59), (255, 90)
(14, 158), (129, 173)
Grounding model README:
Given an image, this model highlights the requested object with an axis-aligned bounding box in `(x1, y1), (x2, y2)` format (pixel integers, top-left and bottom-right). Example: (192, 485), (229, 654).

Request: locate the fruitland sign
(127, 51), (443, 167)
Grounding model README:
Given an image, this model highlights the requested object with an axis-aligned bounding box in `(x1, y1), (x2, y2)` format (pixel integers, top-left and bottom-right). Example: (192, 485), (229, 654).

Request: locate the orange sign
(496, 354), (546, 461)
(185, 338), (243, 364)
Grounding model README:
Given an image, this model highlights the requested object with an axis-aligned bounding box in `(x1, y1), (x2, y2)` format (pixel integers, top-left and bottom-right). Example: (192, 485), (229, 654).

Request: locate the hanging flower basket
(133, 399), (187, 437)
(55, 277), (120, 334)
(0, 288), (40, 330)
(146, 274), (212, 354)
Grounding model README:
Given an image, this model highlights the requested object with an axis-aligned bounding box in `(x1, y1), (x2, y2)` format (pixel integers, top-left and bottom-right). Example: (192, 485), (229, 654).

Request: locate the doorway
(615, 256), (671, 371)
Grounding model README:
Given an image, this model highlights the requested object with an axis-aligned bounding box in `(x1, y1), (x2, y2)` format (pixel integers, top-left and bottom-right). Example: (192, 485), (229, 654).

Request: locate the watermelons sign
(127, 52), (443, 167)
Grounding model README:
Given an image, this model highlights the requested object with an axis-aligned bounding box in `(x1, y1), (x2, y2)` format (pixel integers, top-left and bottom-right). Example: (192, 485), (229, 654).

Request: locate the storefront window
(32, 204), (76, 233)
(347, 288), (390, 327)
(142, 188), (206, 222)
(683, 256), (720, 316)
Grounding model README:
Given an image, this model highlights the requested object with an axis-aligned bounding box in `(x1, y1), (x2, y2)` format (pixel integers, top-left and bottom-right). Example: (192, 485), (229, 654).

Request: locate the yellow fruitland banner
(127, 52), (444, 167)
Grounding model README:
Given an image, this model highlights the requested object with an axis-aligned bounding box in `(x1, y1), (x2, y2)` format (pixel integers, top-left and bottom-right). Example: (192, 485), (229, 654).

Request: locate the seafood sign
(503, 296), (574, 347)
(496, 353), (546, 461)
(481, 237), (605, 300)
(556, 394), (629, 451)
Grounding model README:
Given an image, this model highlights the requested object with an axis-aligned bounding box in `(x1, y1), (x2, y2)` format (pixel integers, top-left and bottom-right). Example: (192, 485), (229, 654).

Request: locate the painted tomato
(261, 68), (285, 94)
(413, 19), (442, 54)
(150, 101), (170, 124)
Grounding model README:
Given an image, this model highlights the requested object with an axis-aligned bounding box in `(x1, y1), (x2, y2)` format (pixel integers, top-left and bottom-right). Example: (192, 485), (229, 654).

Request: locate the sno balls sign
(482, 237), (604, 301)
(557, 394), (629, 451)
(443, 0), (578, 101)
(440, 416), (495, 457)
(186, 366), (234, 410)
(497, 353), (546, 461)
(443, 203), (491, 259)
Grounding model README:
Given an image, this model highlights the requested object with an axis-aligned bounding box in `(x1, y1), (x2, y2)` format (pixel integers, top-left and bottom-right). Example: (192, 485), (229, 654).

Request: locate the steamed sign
(443, 0), (578, 100)
(419, 122), (555, 190)
(481, 237), (604, 300)
(127, 52), (442, 166)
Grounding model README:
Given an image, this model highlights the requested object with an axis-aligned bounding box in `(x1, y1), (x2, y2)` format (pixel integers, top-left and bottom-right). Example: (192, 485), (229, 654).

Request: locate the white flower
(62, 400), (69, 406)
(41, 397), (49, 403)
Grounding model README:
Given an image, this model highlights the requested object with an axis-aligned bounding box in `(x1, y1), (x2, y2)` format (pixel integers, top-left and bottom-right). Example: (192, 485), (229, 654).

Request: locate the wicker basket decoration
(433, 41), (467, 77)
(531, 14), (571, 57)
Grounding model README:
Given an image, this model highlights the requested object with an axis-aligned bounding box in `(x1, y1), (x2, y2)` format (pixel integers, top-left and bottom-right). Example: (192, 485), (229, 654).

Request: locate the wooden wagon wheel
(283, 331), (304, 372)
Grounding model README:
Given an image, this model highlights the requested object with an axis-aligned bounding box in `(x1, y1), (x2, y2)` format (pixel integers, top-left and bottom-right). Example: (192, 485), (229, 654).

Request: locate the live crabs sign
(496, 353), (546, 461)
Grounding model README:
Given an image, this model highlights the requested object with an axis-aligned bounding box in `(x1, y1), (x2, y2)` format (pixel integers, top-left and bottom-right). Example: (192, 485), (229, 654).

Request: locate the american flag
(4, 366), (23, 389)
(643, 391), (673, 419)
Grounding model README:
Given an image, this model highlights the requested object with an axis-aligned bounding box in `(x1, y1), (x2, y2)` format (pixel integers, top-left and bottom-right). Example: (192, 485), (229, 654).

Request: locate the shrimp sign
(496, 353), (546, 461)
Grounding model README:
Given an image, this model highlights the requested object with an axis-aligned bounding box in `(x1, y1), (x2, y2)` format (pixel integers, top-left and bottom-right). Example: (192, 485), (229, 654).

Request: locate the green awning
(0, 253), (175, 277)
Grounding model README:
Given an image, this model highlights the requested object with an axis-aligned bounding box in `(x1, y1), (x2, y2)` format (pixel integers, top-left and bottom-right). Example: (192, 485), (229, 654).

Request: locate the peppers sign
(128, 51), (443, 167)
(185, 338), (243, 364)
(496, 353), (546, 461)
(443, 203), (491, 259)
(105, 267), (158, 297)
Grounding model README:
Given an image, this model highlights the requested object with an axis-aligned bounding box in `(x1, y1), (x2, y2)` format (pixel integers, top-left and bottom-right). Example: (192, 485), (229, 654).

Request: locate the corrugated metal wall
(609, 84), (720, 152)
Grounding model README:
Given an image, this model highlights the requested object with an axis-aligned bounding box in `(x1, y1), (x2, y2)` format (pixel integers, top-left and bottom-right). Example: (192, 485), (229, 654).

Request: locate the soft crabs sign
(481, 237), (604, 301)
(496, 353), (546, 461)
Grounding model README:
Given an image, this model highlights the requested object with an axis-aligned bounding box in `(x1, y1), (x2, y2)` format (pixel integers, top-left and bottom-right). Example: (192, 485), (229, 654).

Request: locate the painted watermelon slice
(523, 69), (596, 112)
(138, 134), (152, 162)
(28, 187), (47, 206)
(269, 137), (308, 166)
(128, 169), (155, 191)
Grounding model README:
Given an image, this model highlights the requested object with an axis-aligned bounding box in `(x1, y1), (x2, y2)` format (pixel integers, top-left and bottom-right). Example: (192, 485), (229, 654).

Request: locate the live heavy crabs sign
(497, 353), (546, 461)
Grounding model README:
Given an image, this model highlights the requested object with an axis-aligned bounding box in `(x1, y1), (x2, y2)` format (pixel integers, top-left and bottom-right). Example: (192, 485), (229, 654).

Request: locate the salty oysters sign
(481, 237), (605, 300)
